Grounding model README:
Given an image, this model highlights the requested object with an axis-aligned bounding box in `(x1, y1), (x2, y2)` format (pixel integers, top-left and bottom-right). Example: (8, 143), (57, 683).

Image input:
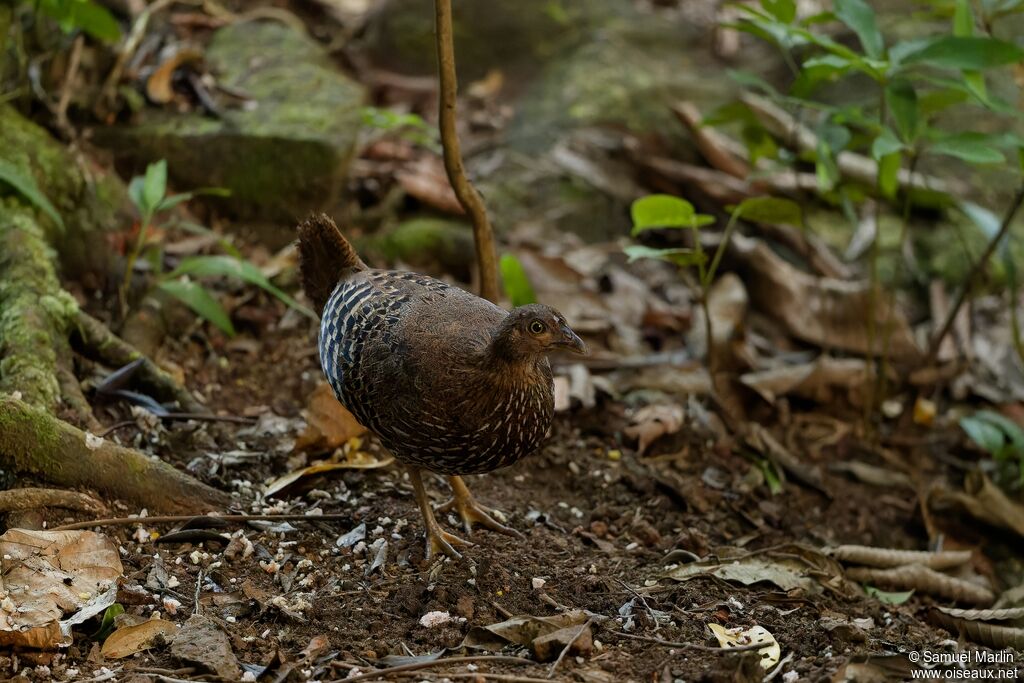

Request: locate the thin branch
(329, 655), (534, 683)
(433, 0), (500, 303)
(51, 512), (355, 531)
(925, 184), (1024, 365)
(607, 630), (766, 653)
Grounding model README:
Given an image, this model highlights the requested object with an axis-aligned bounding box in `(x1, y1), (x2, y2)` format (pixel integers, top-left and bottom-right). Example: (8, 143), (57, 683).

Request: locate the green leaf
(154, 187), (230, 214)
(623, 245), (707, 267)
(499, 253), (537, 308)
(929, 132), (1005, 164)
(0, 159), (65, 231)
(630, 195), (715, 233)
(886, 79), (919, 143)
(871, 128), (904, 160)
(960, 201), (1001, 239)
(793, 55), (854, 96)
(158, 279), (235, 336)
(900, 36), (1024, 70)
(974, 410), (1024, 454)
(142, 160), (167, 215)
(953, 0), (975, 36)
(863, 585), (915, 605)
(833, 0), (885, 59)
(35, 0), (122, 43)
(730, 196), (803, 227)
(960, 415), (1007, 454)
(761, 0), (796, 22)
(90, 603), (124, 642)
(168, 255), (314, 318)
(878, 152), (901, 199)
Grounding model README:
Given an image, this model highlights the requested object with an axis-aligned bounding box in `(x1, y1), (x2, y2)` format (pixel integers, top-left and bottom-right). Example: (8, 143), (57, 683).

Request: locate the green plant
(627, 194), (802, 371)
(360, 107), (441, 152)
(714, 0), (1024, 416)
(960, 409), (1024, 486)
(24, 0), (122, 43)
(122, 160), (312, 335)
(499, 252), (536, 308)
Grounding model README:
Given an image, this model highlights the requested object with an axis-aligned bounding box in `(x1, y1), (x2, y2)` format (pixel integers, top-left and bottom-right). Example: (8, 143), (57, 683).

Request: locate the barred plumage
(298, 213), (586, 558)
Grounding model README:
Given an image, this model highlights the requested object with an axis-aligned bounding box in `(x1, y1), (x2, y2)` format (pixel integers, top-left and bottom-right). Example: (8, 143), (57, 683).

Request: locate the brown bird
(297, 214), (586, 559)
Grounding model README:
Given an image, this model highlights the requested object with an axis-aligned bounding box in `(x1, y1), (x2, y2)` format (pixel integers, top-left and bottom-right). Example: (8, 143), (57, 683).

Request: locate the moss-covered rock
(469, 13), (730, 242)
(360, 0), (615, 80)
(98, 21), (365, 221)
(361, 217), (475, 278)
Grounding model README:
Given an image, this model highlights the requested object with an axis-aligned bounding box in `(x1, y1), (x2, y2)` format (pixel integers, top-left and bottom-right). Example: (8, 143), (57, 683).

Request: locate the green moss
(363, 217), (475, 274)
(0, 203), (75, 410)
(0, 105), (125, 276)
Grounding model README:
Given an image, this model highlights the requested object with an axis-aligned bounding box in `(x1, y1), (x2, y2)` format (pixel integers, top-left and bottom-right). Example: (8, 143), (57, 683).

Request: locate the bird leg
(437, 475), (524, 538)
(408, 467), (471, 560)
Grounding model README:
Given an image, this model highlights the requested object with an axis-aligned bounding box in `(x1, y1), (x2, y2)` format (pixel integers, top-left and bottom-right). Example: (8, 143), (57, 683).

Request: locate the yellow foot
(437, 475), (525, 538)
(426, 524), (472, 561)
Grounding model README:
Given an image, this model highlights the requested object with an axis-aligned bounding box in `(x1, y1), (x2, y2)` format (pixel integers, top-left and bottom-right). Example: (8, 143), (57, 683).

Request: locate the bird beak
(555, 325), (588, 355)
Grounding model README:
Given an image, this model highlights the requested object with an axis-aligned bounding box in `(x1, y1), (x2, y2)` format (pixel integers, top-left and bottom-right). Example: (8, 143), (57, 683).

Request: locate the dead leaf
(462, 610), (588, 651)
(708, 623), (780, 669)
(396, 156), (464, 215)
(0, 529), (123, 649)
(294, 382), (366, 453)
(741, 357), (871, 406)
(265, 448), (393, 498)
(664, 544), (847, 596)
(929, 470), (1024, 538)
(170, 614), (241, 680)
(624, 404), (684, 456)
(730, 234), (920, 360)
(532, 622), (593, 662)
(467, 68), (504, 99)
(101, 618), (178, 659)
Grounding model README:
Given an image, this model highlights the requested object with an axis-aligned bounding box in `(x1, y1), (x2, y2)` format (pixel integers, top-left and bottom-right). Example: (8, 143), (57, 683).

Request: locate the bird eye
(528, 320), (545, 335)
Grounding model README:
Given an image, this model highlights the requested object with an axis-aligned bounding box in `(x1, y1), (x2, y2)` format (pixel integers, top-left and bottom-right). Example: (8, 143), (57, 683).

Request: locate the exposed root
(72, 310), (205, 414)
(0, 395), (230, 514)
(0, 487), (107, 515)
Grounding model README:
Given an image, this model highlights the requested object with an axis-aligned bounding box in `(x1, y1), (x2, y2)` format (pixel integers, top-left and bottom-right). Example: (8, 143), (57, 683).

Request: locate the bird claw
(437, 495), (525, 539)
(426, 525), (472, 561)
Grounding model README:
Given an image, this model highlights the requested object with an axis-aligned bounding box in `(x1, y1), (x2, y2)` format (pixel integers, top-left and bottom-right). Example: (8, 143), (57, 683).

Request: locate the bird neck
(483, 334), (548, 385)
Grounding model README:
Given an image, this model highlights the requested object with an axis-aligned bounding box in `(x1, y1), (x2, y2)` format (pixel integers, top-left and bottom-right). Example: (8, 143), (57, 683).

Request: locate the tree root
(71, 310), (205, 414)
(0, 487), (107, 515)
(0, 396), (230, 514)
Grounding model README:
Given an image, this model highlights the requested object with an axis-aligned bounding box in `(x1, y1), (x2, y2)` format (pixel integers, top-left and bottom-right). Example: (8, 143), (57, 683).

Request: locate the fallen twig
(52, 512), (354, 531)
(607, 630), (766, 653)
(547, 618), (593, 678)
(845, 564), (994, 605)
(328, 655), (535, 683)
(828, 545), (971, 570)
(72, 311), (205, 413)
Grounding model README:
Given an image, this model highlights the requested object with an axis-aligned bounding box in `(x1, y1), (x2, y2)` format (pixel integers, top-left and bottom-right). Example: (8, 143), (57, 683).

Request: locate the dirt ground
(4, 298), (1021, 683)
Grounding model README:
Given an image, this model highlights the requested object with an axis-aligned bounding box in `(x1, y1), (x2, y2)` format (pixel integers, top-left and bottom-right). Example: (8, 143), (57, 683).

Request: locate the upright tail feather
(297, 213), (368, 315)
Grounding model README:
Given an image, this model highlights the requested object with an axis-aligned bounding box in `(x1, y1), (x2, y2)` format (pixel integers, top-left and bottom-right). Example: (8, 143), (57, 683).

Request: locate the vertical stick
(434, 0), (501, 303)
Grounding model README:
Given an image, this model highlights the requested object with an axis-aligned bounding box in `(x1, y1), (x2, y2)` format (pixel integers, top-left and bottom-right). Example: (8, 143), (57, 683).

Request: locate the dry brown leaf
(101, 618), (179, 659)
(293, 382), (366, 453)
(265, 447), (394, 498)
(741, 357), (871, 405)
(170, 614), (241, 680)
(462, 610), (588, 651)
(731, 234), (920, 360)
(624, 404), (684, 456)
(0, 529), (123, 649)
(396, 156), (464, 215)
(929, 470), (1024, 538)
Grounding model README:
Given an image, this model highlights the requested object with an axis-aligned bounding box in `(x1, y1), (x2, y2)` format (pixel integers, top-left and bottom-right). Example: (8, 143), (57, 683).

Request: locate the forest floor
(6, 301), (1018, 683)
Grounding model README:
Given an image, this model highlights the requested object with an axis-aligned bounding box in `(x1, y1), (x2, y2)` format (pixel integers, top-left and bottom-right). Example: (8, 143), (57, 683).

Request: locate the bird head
(491, 304), (587, 361)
